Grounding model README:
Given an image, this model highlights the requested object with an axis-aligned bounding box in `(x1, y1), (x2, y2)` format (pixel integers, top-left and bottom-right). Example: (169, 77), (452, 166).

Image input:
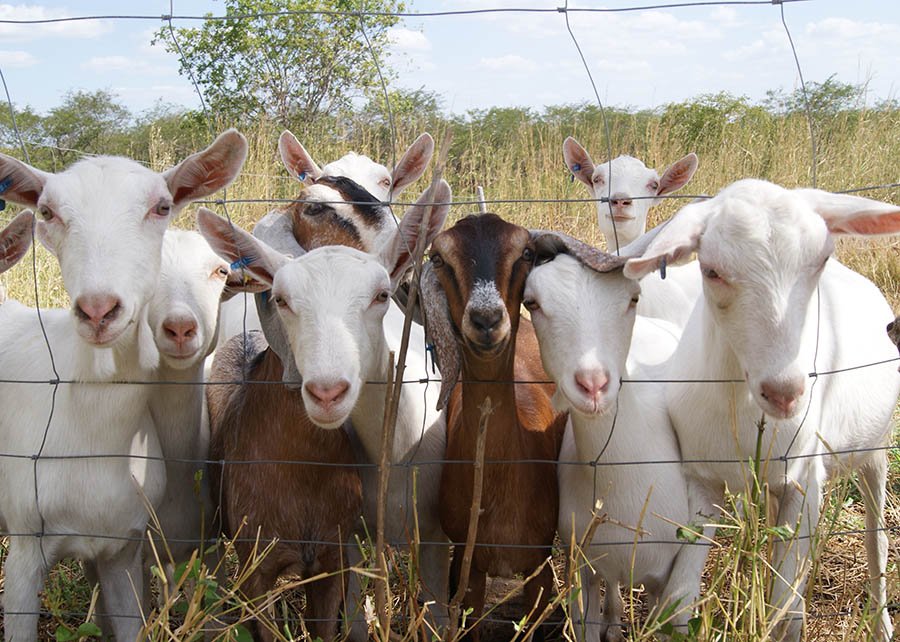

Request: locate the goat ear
(421, 261), (460, 411)
(279, 130), (321, 185)
(197, 208), (288, 288)
(164, 129), (248, 211)
(794, 188), (900, 236)
(623, 201), (710, 280)
(0, 210), (35, 274)
(657, 152), (698, 196)
(391, 133), (435, 195)
(0, 154), (49, 208)
(381, 179), (451, 289)
(531, 230), (626, 273)
(562, 136), (596, 190)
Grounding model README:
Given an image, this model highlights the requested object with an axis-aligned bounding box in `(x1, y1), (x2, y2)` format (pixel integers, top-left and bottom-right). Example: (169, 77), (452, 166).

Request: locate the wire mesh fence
(0, 1), (898, 640)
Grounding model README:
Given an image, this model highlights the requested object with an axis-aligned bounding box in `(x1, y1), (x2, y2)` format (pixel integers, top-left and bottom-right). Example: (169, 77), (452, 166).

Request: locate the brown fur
(207, 332), (362, 642)
(430, 214), (566, 640)
(206, 201), (378, 640)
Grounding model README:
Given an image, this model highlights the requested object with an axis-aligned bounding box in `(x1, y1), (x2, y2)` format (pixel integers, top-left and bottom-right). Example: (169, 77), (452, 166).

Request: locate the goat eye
(521, 247), (534, 262)
(379, 177), (391, 187)
(273, 295), (287, 308)
(523, 298), (540, 312)
(153, 199), (172, 217)
(373, 290), (390, 305)
(214, 266), (229, 279)
(649, 181), (660, 192)
(702, 266), (723, 283)
(430, 254), (444, 268)
(38, 206), (54, 221)
(592, 175), (604, 185)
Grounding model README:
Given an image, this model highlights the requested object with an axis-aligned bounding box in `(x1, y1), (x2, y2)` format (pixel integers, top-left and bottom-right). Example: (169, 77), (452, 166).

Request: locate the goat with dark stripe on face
(422, 213), (568, 641)
(215, 130), (435, 349)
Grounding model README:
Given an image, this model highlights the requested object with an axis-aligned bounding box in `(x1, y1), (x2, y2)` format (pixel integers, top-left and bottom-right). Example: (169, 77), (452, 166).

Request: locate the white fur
(216, 133), (434, 348)
(199, 179), (451, 640)
(0, 131), (246, 642)
(563, 138), (701, 327)
(526, 254), (696, 640)
(144, 230), (230, 598)
(624, 179), (900, 642)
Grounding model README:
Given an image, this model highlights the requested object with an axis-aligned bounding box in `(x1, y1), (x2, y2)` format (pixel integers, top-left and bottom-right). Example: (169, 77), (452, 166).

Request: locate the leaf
(75, 622), (103, 638)
(676, 523), (702, 543)
(55, 626), (76, 642)
(232, 624), (254, 642)
(767, 524), (795, 541)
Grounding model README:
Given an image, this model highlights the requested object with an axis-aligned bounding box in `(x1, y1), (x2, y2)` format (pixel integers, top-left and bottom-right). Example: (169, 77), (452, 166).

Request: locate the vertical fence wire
(0, 0), (895, 633)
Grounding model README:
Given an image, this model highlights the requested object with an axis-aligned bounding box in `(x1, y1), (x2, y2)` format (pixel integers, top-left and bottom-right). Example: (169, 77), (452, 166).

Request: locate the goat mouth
(608, 214), (635, 222)
(463, 334), (510, 356)
(77, 320), (128, 347)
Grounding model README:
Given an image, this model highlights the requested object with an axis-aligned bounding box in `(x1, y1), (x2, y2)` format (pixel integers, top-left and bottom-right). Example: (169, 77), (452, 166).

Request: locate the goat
(886, 317), (900, 369)
(139, 229), (247, 608)
(420, 213), (567, 640)
(623, 179), (900, 642)
(524, 232), (696, 641)
(200, 179), (452, 640)
(215, 130), (435, 354)
(0, 130), (247, 642)
(563, 137), (700, 327)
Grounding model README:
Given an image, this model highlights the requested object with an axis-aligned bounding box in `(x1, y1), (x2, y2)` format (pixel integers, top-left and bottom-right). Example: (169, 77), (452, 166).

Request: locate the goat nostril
(75, 294), (121, 328)
(575, 370), (609, 398)
(470, 309), (503, 333)
(163, 318), (198, 344)
(305, 380), (351, 406)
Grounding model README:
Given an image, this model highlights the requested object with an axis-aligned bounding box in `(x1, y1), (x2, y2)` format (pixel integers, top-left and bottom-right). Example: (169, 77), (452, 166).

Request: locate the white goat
(624, 179), (900, 642)
(143, 230), (236, 596)
(524, 233), (695, 641)
(215, 130), (435, 350)
(563, 137), (700, 327)
(0, 130), (247, 642)
(199, 180), (452, 639)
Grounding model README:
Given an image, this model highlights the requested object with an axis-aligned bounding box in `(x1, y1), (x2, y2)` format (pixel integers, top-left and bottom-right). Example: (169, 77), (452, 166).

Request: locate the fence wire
(0, 0), (897, 636)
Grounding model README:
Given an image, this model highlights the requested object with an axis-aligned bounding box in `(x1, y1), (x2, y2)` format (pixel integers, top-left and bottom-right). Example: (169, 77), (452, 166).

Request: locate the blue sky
(1, 1), (899, 116)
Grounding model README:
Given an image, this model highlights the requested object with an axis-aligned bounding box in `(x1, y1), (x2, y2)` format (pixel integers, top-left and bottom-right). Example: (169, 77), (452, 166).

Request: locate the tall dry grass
(0, 109), (897, 640)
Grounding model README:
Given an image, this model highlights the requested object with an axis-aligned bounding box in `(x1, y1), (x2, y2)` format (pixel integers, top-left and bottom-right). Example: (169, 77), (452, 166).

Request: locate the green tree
(40, 90), (132, 167)
(154, 0), (405, 125)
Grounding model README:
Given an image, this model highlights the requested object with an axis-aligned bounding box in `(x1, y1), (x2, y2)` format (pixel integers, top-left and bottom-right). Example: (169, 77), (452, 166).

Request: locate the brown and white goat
(421, 213), (567, 640)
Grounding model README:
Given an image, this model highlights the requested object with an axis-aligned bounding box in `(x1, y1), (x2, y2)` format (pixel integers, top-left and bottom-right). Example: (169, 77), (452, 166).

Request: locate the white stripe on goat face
(461, 278), (511, 350)
(697, 182), (832, 419)
(320, 152), (394, 202)
(36, 158), (174, 347)
(273, 246), (393, 429)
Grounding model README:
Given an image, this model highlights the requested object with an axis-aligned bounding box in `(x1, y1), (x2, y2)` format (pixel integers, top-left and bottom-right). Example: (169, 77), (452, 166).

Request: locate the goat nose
(75, 294), (121, 329)
(305, 380), (350, 406)
(470, 308), (503, 334)
(575, 369), (610, 398)
(163, 316), (198, 346)
(760, 379), (805, 418)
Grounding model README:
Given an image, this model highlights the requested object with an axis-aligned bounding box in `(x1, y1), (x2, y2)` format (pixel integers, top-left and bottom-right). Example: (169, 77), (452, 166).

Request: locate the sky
(1, 1), (899, 117)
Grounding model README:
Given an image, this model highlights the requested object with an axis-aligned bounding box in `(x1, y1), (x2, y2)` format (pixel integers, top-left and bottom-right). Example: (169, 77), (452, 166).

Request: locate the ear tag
(0, 175), (11, 211)
(570, 163), (581, 183)
(230, 256), (254, 270)
(260, 290), (269, 305)
(425, 343), (437, 374)
(298, 171), (307, 181)
(658, 256), (667, 280)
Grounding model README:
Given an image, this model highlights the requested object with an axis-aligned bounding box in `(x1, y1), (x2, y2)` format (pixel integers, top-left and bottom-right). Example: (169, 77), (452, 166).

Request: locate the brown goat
(207, 331), (361, 642)
(421, 213), (567, 640)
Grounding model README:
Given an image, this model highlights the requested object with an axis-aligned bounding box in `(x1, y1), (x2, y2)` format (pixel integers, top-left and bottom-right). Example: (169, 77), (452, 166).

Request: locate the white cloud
(81, 55), (172, 76)
(387, 27), (431, 52)
(477, 54), (543, 73)
(0, 4), (113, 41)
(0, 49), (36, 68)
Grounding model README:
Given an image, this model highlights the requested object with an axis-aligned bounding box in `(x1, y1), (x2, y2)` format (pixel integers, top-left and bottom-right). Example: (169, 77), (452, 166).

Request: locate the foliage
(153, 0), (405, 126)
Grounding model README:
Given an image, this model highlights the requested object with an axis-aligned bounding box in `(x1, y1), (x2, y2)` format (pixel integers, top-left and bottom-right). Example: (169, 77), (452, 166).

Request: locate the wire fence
(0, 0), (898, 638)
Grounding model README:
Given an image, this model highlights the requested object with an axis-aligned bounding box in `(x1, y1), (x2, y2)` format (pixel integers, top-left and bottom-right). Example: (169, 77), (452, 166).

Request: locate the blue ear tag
(425, 343), (437, 374)
(230, 256), (254, 270)
(298, 171), (307, 181)
(570, 163), (581, 183)
(0, 175), (11, 211)
(658, 256), (667, 280)
(261, 290), (269, 305)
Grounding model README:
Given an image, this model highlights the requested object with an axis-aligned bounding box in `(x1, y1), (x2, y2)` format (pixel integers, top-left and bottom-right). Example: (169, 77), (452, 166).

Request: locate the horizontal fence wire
(0, 0), (898, 638)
